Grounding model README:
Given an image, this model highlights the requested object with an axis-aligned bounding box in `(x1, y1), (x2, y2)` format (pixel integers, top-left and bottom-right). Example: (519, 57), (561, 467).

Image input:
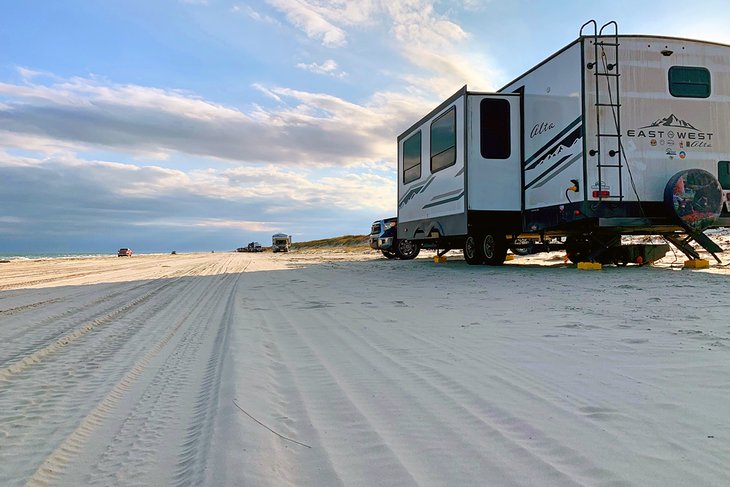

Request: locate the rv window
(719, 161), (730, 189)
(480, 98), (511, 159)
(403, 131), (422, 184)
(430, 107), (456, 173)
(668, 66), (710, 98)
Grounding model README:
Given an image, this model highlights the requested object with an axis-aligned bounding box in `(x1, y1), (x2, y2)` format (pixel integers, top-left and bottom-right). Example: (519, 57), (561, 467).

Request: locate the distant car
(117, 248), (133, 257)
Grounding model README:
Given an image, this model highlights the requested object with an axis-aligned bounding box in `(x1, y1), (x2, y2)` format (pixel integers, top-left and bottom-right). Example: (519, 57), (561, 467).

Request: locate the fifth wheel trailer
(396, 21), (730, 265)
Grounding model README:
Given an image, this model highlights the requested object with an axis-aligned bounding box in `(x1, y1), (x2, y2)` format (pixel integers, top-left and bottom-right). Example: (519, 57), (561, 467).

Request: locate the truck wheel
(510, 238), (532, 256)
(482, 232), (507, 265)
(395, 239), (420, 260)
(381, 250), (397, 259)
(463, 234), (484, 265)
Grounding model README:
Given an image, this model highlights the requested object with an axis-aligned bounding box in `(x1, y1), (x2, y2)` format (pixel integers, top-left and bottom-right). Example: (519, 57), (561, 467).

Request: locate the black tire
(463, 234), (484, 265)
(565, 237), (591, 264)
(395, 239), (420, 260)
(381, 249), (397, 259)
(482, 231), (508, 266)
(510, 238), (533, 256)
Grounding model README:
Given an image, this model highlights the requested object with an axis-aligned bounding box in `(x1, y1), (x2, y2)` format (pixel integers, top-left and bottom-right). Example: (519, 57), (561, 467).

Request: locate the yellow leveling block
(505, 254), (515, 261)
(577, 262), (602, 270)
(434, 255), (447, 264)
(684, 259), (710, 269)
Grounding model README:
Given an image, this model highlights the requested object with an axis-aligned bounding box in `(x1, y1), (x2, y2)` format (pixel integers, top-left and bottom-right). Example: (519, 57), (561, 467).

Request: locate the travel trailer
(397, 20), (730, 265)
(271, 234), (292, 252)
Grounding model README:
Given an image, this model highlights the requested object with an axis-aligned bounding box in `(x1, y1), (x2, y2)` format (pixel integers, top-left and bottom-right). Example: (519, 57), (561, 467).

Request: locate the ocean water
(0, 252), (111, 261)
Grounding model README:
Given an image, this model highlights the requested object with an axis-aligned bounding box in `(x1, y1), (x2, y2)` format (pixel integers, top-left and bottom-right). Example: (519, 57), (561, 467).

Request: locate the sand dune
(0, 250), (728, 486)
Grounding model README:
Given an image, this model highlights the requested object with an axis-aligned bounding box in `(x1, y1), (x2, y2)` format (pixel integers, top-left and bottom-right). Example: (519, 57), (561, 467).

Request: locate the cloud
(0, 71), (439, 169)
(296, 59), (347, 77)
(231, 4), (281, 25)
(266, 0), (348, 47)
(264, 1), (499, 97)
(0, 151), (395, 251)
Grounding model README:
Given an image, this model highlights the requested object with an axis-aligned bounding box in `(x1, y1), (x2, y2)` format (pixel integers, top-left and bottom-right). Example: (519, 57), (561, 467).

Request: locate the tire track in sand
(23, 258), (246, 486)
(312, 307), (623, 486)
(257, 284), (419, 487)
(0, 262), (212, 380)
(83, 272), (240, 486)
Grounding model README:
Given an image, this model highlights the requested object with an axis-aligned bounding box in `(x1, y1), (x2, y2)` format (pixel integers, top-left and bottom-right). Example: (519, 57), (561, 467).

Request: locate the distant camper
(271, 234), (292, 252)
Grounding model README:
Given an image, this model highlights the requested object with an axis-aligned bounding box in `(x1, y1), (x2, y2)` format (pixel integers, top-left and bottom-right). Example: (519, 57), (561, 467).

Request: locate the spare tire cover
(664, 169), (723, 232)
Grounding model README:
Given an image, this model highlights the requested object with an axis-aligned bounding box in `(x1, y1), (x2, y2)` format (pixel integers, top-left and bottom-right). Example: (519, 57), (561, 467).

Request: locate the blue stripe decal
(524, 117), (582, 170)
(422, 191), (464, 209)
(529, 153), (582, 189)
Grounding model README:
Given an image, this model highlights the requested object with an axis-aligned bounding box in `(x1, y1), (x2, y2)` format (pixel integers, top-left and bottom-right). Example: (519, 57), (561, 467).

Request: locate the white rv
(271, 233), (291, 252)
(397, 21), (730, 265)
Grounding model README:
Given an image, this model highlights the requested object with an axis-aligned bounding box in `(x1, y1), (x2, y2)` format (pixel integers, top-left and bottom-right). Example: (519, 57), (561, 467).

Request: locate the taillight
(592, 190), (610, 198)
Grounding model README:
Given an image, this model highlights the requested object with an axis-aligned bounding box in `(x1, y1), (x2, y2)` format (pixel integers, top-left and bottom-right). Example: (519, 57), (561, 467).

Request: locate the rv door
(466, 94), (522, 212)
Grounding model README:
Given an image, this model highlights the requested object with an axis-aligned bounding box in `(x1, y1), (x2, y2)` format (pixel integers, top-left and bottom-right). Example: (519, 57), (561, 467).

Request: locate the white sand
(0, 247), (728, 486)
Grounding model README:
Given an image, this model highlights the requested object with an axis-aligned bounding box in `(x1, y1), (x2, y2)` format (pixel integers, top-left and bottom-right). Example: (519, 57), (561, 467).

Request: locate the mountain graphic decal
(640, 114), (699, 130)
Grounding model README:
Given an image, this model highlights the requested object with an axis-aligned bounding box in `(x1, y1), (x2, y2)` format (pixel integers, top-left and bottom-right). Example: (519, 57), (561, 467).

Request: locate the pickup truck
(237, 242), (263, 252)
(369, 217), (420, 260)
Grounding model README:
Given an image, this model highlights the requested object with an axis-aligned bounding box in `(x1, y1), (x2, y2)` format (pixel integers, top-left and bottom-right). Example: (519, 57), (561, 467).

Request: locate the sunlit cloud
(296, 59), (347, 78)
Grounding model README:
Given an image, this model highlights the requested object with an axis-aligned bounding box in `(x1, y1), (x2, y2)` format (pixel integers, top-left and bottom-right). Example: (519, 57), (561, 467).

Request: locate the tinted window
(480, 98), (511, 159)
(430, 107), (456, 173)
(719, 161), (730, 189)
(669, 66), (710, 98)
(403, 131), (422, 184)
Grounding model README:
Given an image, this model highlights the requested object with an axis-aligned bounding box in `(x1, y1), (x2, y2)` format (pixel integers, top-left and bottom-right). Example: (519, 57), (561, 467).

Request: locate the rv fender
(423, 221), (444, 239)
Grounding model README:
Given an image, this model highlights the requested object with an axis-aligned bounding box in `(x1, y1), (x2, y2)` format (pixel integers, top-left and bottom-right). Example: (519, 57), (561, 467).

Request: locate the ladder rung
(594, 72), (620, 77)
(597, 164), (623, 168)
(597, 133), (621, 137)
(595, 103), (621, 107)
(595, 42), (620, 46)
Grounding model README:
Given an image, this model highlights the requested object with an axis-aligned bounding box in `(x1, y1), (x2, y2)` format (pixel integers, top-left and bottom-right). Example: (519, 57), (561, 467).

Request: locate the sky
(2, 1), (730, 253)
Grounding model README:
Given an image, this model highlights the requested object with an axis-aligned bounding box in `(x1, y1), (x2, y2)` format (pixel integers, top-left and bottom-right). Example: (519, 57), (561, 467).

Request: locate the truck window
(403, 130), (422, 184)
(669, 66), (710, 98)
(480, 98), (511, 159)
(430, 107), (456, 173)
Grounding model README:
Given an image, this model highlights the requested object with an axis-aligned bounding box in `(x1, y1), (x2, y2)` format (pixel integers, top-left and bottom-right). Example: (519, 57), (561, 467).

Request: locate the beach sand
(0, 246), (728, 486)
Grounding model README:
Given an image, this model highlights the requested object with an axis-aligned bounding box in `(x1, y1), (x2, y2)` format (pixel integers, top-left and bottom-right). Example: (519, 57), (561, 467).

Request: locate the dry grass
(291, 235), (369, 251)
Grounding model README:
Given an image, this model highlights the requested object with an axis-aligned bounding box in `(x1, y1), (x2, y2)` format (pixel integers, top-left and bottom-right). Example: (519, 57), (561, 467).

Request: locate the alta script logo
(626, 114), (713, 148)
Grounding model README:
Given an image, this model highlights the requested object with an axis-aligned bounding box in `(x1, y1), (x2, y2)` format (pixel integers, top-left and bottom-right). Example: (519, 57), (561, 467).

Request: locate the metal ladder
(580, 20), (624, 201)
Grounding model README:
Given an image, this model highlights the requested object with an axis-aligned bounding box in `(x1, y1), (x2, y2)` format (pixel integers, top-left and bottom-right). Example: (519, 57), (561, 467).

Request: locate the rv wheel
(565, 237), (591, 264)
(395, 239), (420, 260)
(463, 234), (484, 265)
(482, 232), (508, 266)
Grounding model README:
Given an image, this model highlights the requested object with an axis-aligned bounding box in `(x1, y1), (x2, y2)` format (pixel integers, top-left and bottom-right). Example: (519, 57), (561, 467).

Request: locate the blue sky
(2, 0), (729, 253)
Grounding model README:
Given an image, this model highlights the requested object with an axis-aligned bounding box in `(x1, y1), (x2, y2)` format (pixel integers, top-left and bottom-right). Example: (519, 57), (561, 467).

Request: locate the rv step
(664, 232), (723, 263)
